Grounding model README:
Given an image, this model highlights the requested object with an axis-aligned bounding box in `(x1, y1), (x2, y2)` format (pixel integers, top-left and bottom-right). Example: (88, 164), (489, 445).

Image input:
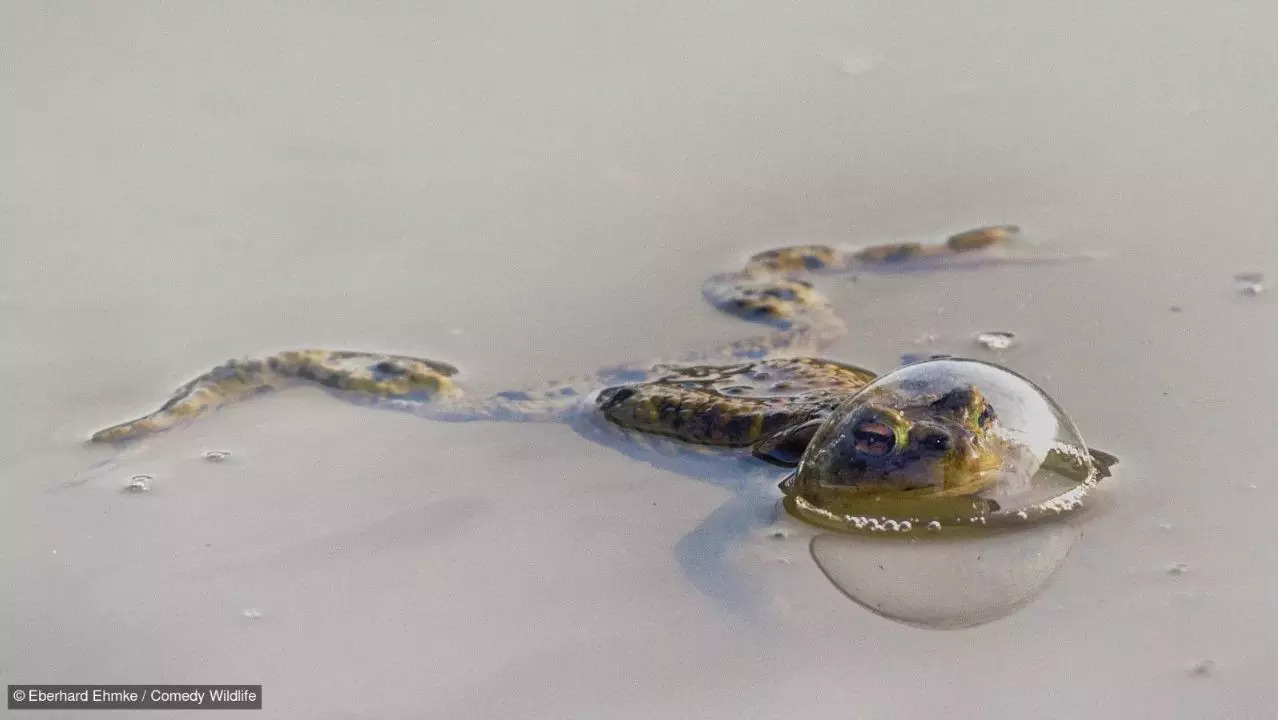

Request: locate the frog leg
(90, 350), (469, 443)
(89, 344), (663, 443)
(698, 225), (1050, 363)
(850, 224), (1101, 271)
(700, 246), (847, 363)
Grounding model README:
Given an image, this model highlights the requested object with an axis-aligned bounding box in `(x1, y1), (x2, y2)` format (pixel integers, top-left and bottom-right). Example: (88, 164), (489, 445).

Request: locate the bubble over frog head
(768, 359), (1111, 533)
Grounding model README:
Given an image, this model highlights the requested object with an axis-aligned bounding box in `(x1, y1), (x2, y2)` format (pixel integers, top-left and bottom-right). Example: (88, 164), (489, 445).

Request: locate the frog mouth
(778, 462), (1099, 534)
(799, 446), (1004, 498)
(780, 490), (1002, 534)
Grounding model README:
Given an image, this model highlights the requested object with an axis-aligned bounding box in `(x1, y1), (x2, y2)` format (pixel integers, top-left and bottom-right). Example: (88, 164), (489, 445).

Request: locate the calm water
(2, 2), (1274, 718)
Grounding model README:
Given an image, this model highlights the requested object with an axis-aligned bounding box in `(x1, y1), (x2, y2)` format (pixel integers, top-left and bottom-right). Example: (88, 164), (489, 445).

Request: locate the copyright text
(8, 685), (261, 710)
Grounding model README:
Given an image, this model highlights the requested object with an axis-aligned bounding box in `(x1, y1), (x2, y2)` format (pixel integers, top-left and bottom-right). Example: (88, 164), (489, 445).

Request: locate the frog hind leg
(89, 349), (465, 443)
(696, 225), (1053, 365)
(699, 244), (849, 363)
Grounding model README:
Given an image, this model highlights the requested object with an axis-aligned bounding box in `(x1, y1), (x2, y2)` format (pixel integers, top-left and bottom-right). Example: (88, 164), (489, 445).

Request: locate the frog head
(754, 359), (1118, 531)
(754, 385), (1003, 497)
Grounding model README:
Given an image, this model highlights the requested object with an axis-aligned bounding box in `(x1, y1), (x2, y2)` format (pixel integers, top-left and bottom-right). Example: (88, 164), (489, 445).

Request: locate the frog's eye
(974, 402), (996, 430)
(852, 420), (897, 456)
(917, 431), (951, 453)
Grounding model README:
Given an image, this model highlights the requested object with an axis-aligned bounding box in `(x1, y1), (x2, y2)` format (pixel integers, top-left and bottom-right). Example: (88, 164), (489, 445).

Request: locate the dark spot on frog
(372, 360), (406, 377)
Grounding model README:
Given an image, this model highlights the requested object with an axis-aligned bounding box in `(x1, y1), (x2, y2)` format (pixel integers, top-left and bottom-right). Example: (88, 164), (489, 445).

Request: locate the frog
(90, 225), (1115, 516)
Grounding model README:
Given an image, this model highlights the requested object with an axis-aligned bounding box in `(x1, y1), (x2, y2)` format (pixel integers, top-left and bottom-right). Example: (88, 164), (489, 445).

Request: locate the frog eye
(974, 403), (996, 430)
(852, 421), (897, 456)
(918, 432), (951, 453)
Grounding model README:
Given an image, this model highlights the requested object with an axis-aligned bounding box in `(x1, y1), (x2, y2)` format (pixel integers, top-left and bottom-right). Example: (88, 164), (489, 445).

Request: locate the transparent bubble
(1234, 272), (1264, 295)
(811, 520), (1081, 628)
(975, 331), (1016, 350)
(782, 358), (1108, 533)
(124, 474), (153, 493)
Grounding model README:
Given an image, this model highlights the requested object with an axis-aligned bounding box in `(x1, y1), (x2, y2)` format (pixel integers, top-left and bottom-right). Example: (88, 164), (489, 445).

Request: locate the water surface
(1, 2), (1274, 718)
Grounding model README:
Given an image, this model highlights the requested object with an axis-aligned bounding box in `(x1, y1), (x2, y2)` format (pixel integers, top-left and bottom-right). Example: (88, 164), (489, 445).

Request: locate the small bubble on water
(767, 529), (789, 540)
(124, 475), (153, 493)
(926, 520), (942, 532)
(975, 331), (1016, 350)
(1190, 659), (1216, 677)
(241, 608), (264, 620)
(1016, 510), (1029, 520)
(1235, 272), (1264, 295)
(203, 450), (231, 462)
(1166, 562), (1189, 575)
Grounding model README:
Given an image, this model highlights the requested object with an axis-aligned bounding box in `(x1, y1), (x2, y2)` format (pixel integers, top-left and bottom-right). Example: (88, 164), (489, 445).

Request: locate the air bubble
(1166, 563), (1189, 575)
(781, 358), (1105, 533)
(1235, 272), (1264, 295)
(811, 518), (1080, 629)
(124, 475), (152, 493)
(975, 331), (1016, 350)
(203, 450), (232, 462)
(241, 608), (263, 620)
(926, 521), (942, 532)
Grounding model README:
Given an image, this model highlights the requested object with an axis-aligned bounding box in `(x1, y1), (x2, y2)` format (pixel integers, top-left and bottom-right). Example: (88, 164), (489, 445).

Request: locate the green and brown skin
(91, 226), (1083, 497)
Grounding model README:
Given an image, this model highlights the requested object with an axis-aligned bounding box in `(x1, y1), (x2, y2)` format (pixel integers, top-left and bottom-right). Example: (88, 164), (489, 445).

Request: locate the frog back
(594, 357), (877, 447)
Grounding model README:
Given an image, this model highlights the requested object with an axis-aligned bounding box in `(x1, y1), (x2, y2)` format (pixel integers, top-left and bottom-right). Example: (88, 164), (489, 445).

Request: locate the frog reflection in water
(92, 226), (1114, 519)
